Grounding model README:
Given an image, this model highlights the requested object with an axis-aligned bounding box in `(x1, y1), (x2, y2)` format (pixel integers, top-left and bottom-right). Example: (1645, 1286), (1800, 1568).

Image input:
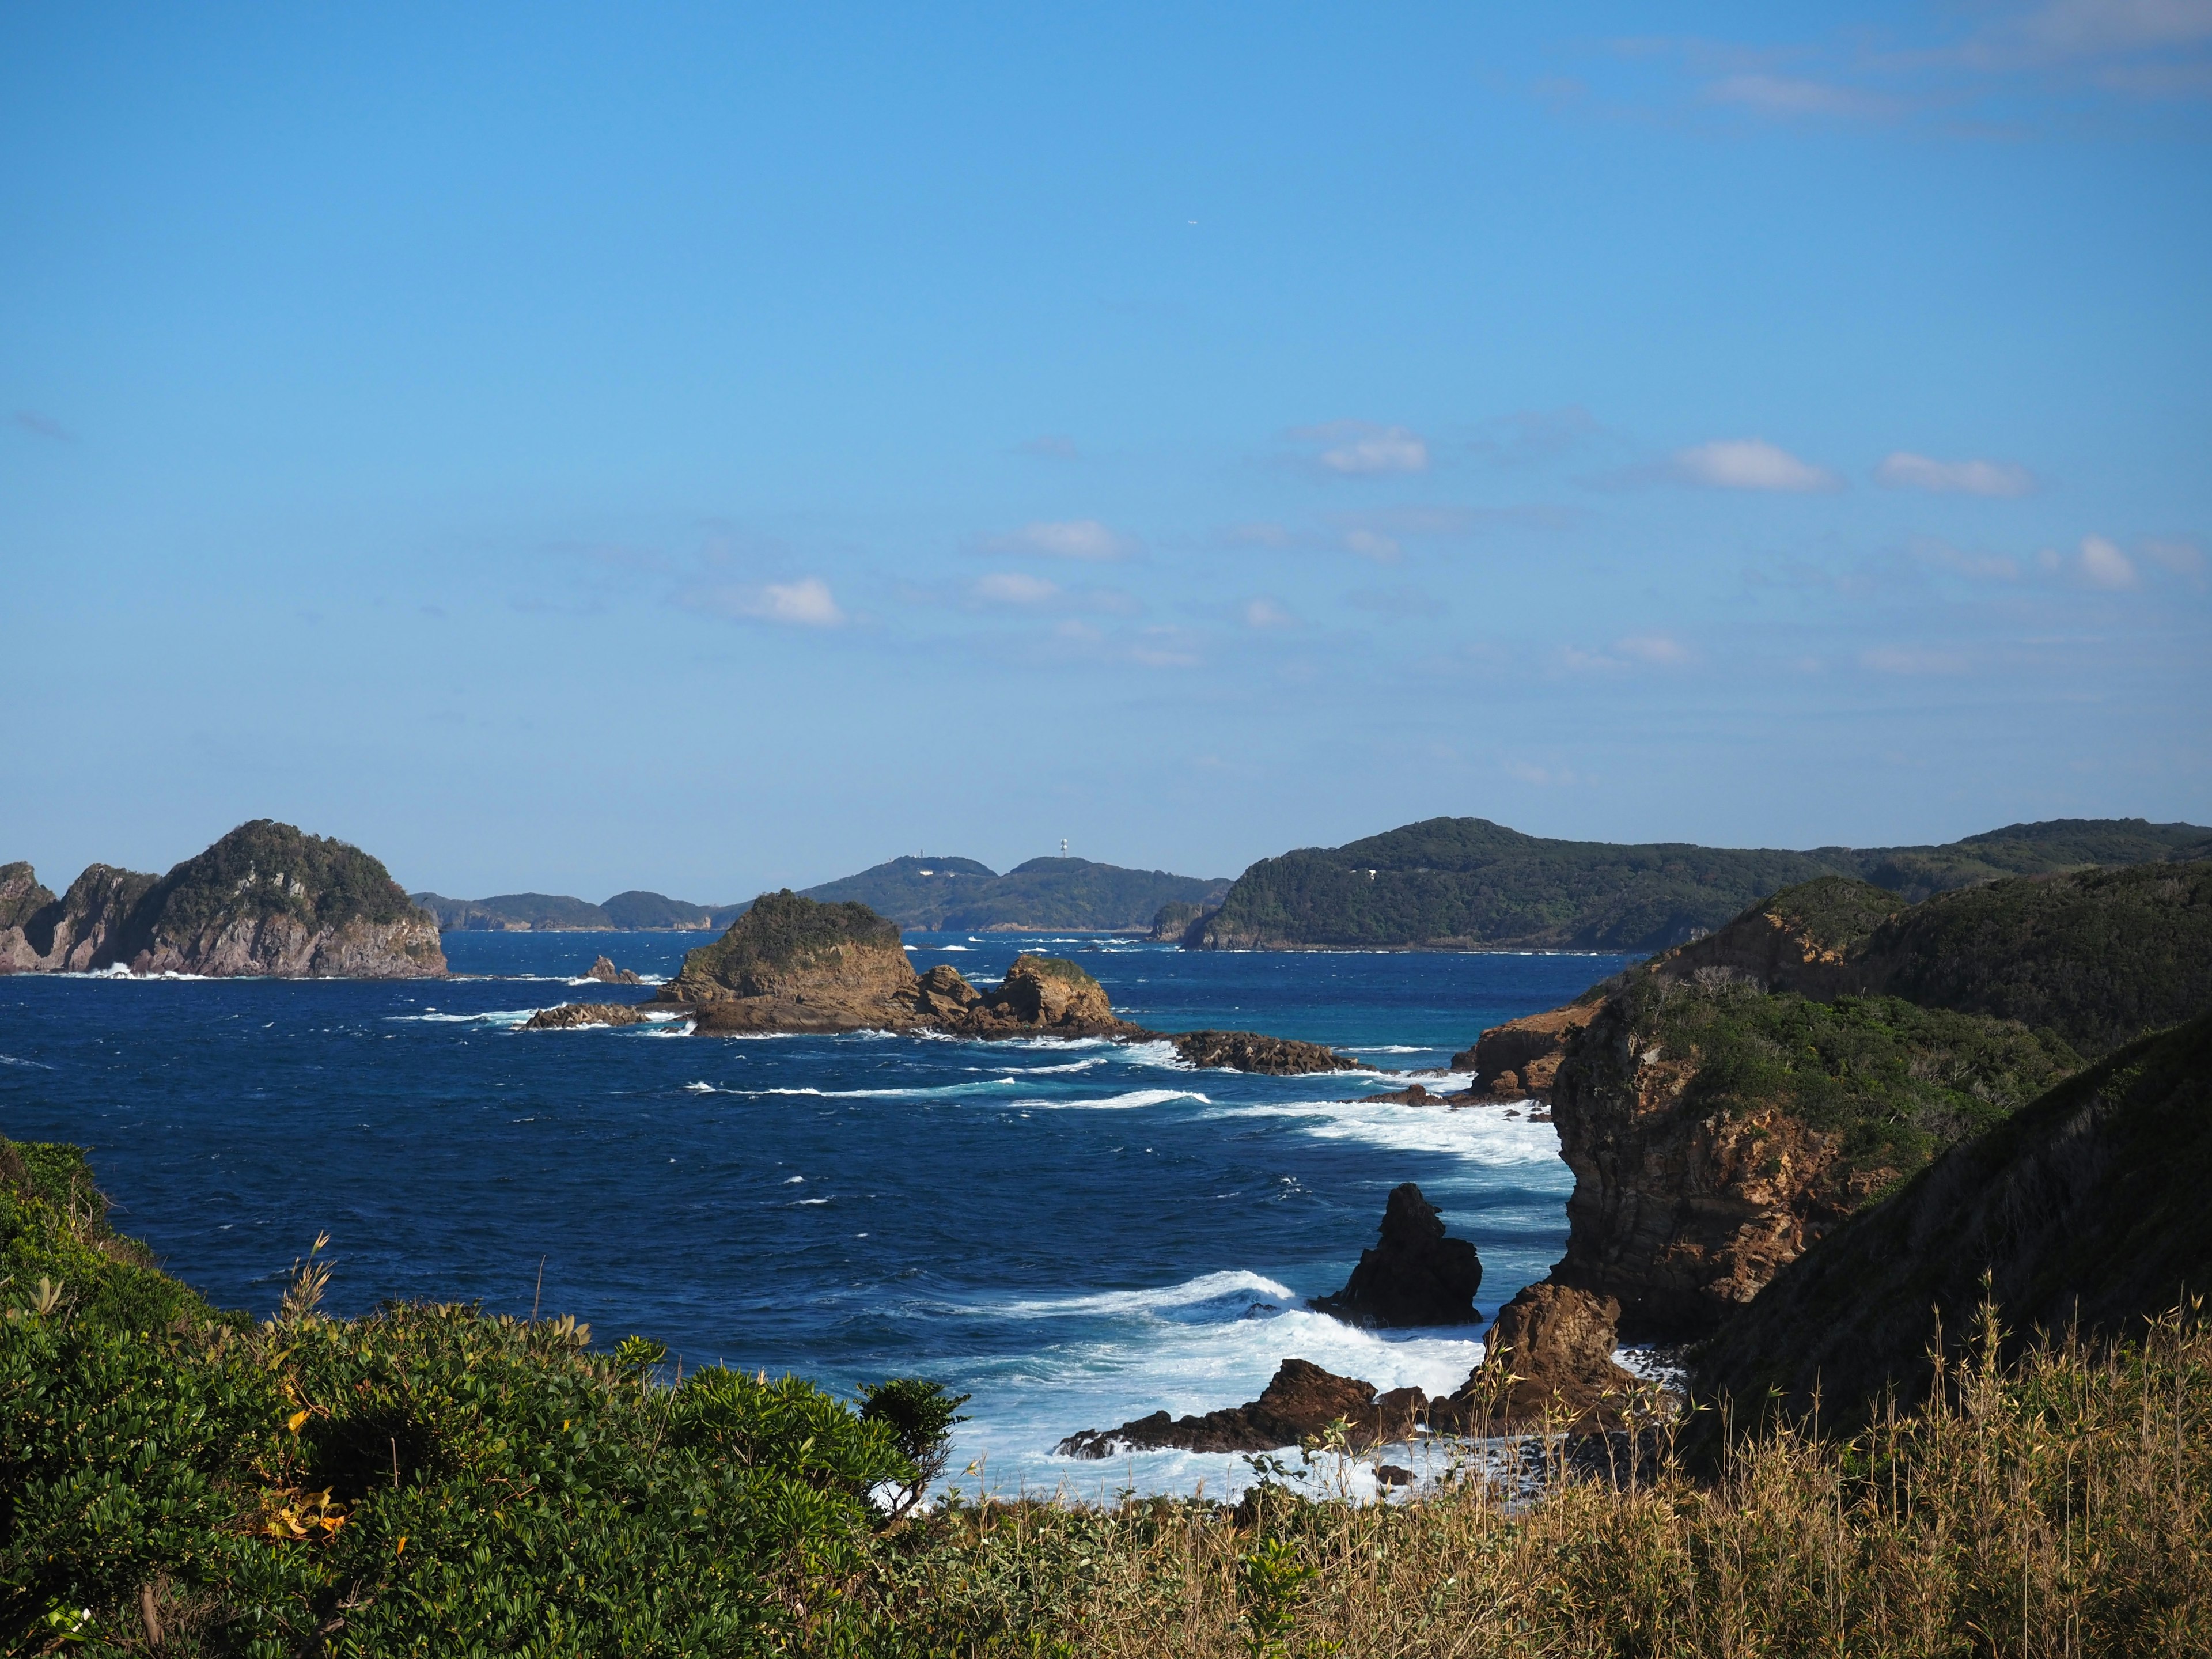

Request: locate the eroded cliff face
(0, 825), (445, 979)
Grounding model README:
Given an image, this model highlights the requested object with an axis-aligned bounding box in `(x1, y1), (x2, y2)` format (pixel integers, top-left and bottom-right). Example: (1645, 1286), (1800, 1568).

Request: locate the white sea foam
(0, 1053), (54, 1069)
(61, 965), (223, 981)
(984, 1268), (1296, 1320)
(1205, 1097), (1561, 1164)
(1343, 1044), (1429, 1054)
(998, 1056), (1107, 1075)
(794, 1197), (830, 1206)
(1011, 1087), (1208, 1111)
(683, 1081), (715, 1093)
(387, 1009), (541, 1028)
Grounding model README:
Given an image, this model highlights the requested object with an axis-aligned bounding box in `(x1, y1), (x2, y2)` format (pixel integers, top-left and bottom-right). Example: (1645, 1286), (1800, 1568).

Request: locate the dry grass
(844, 1304), (2210, 1657)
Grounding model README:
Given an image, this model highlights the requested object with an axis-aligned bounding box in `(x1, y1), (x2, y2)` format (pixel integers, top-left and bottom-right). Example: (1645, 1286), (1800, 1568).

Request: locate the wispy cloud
(1861, 644), (1969, 675)
(1017, 434), (1079, 459)
(1289, 419), (1431, 476)
(1876, 452), (2036, 496)
(982, 519), (1131, 560)
(1243, 597), (1297, 630)
(1219, 521), (1294, 549)
(2078, 533), (2140, 588)
(1560, 633), (1697, 671)
(11, 410), (75, 442)
(1343, 528), (1402, 561)
(973, 571), (1060, 605)
(1670, 438), (1842, 493)
(1702, 73), (1900, 119)
(689, 577), (845, 627)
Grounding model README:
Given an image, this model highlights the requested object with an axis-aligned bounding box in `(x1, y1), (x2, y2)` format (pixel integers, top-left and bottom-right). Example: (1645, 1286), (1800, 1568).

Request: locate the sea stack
(1309, 1183), (1483, 1327)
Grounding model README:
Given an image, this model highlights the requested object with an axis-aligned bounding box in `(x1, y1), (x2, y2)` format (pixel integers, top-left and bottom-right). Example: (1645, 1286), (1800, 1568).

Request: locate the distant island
(1, 820), (444, 978)
(413, 855), (1229, 935)
(1184, 815), (2212, 954)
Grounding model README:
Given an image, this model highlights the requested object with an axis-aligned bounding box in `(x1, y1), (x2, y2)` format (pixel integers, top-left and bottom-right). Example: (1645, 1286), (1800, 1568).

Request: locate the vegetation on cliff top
(138, 821), (423, 942)
(1694, 1007), (2212, 1435)
(671, 889), (904, 998)
(1196, 815), (2211, 953)
(800, 854), (1229, 931)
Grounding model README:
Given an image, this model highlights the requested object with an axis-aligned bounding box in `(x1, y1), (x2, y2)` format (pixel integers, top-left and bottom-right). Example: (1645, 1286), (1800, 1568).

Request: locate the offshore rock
(1358, 1082), (1435, 1105)
(1310, 1183), (1483, 1327)
(666, 891), (923, 1033)
(943, 954), (1139, 1039)
(523, 1002), (658, 1030)
(1433, 1282), (1635, 1434)
(899, 961), (984, 1019)
(1171, 1029), (1360, 1075)
(0, 823), (442, 978)
(1057, 1359), (1423, 1458)
(586, 955), (643, 985)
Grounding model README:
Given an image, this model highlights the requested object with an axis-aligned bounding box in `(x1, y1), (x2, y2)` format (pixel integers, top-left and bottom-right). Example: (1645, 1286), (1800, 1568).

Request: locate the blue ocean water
(0, 933), (1626, 1497)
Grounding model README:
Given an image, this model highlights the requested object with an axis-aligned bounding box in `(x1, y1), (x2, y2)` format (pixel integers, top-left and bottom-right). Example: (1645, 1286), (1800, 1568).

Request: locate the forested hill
(414, 857), (1228, 934)
(796, 855), (1229, 931)
(1192, 816), (2212, 954)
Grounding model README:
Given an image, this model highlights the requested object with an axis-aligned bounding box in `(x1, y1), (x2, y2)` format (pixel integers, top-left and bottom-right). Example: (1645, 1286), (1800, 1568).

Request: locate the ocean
(0, 931), (1628, 1499)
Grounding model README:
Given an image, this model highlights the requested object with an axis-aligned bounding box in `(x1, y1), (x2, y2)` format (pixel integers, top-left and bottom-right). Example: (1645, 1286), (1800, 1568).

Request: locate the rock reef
(1309, 1183), (1483, 1328)
(1168, 1030), (1359, 1074)
(1057, 1360), (1427, 1458)
(586, 955), (643, 986)
(1433, 1282), (1637, 1434)
(0, 822), (444, 979)
(522, 1002), (659, 1030)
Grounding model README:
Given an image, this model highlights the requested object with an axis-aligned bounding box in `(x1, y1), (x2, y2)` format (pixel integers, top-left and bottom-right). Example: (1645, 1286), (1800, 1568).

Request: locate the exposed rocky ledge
(586, 955), (643, 986)
(1449, 1000), (1602, 1101)
(1057, 1359), (1427, 1458)
(1309, 1183), (1483, 1328)
(522, 1002), (660, 1030)
(1168, 1029), (1360, 1074)
(0, 823), (444, 979)
(1431, 1281), (1637, 1434)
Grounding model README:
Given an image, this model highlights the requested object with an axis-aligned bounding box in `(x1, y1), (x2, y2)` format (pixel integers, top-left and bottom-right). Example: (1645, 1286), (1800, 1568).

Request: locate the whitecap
(387, 1009), (541, 1027)
(683, 1081), (716, 1093)
(794, 1197), (830, 1206)
(1205, 1097), (1560, 1164)
(0, 1053), (54, 1069)
(1012, 1087), (1209, 1111)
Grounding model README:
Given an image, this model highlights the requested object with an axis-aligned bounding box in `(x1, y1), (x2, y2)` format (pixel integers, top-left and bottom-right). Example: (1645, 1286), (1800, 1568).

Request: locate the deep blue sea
(0, 933), (1627, 1498)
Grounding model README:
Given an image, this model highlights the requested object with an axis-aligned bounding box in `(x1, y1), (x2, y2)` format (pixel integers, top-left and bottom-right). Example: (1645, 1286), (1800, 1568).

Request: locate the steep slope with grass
(1194, 815), (2210, 952)
(1694, 1009), (2212, 1434)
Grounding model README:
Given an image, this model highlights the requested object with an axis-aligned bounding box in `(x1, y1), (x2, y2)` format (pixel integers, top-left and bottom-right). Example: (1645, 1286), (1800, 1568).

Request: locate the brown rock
(1450, 1001), (1599, 1100)
(1310, 1183), (1483, 1328)
(522, 1002), (658, 1030)
(1171, 1029), (1361, 1074)
(1436, 1281), (1634, 1434)
(1057, 1359), (1419, 1458)
(898, 961), (984, 1019)
(586, 955), (643, 986)
(1358, 1082), (1434, 1105)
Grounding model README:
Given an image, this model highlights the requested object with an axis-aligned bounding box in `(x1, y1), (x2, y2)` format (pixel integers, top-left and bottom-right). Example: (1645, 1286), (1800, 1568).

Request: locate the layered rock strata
(1309, 1183), (1483, 1327)
(1450, 1000), (1603, 1101)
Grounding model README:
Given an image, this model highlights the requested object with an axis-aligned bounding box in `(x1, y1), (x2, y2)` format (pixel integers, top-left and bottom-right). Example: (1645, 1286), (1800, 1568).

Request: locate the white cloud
(1343, 528), (1402, 561)
(1920, 540), (2022, 580)
(1671, 438), (1842, 492)
(1243, 597), (1296, 629)
(1875, 452), (2036, 497)
(1616, 634), (1694, 666)
(974, 571), (1060, 605)
(1291, 420), (1430, 476)
(1861, 645), (1968, 675)
(986, 519), (1130, 560)
(2078, 533), (2139, 588)
(1703, 73), (1897, 118)
(724, 578), (844, 627)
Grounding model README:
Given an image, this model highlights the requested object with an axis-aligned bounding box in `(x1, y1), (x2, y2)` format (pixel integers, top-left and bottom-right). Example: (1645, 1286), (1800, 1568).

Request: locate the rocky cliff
(0, 823), (442, 978)
(1692, 1008), (2212, 1435)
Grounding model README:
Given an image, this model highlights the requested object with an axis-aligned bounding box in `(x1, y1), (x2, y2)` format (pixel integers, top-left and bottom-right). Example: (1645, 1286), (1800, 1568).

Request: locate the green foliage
(137, 820), (421, 948)
(858, 1380), (971, 1518)
(1197, 814), (2210, 953)
(599, 891), (718, 930)
(1, 1139), (216, 1336)
(1860, 859), (2212, 1055)
(1612, 980), (2078, 1186)
(410, 892), (616, 930)
(801, 855), (1228, 931)
(1747, 876), (1904, 957)
(0, 1144), (948, 1657)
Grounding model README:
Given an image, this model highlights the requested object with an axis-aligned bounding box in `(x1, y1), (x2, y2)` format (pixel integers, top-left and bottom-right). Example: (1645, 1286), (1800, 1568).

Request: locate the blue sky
(4, 2), (2209, 901)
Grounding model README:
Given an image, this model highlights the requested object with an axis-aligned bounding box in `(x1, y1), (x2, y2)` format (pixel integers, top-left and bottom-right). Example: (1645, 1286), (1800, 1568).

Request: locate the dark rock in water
(1359, 1082), (1434, 1105)
(523, 1002), (657, 1030)
(1432, 1281), (1635, 1434)
(586, 955), (643, 986)
(1376, 1464), (1414, 1488)
(951, 954), (1132, 1037)
(1310, 1183), (1483, 1327)
(1056, 1359), (1421, 1458)
(1171, 1029), (1360, 1075)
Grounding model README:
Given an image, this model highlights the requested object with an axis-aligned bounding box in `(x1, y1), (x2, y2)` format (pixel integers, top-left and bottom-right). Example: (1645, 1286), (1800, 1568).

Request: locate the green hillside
(790, 855), (1227, 931)
(1195, 815), (2211, 953)
(411, 891), (616, 930)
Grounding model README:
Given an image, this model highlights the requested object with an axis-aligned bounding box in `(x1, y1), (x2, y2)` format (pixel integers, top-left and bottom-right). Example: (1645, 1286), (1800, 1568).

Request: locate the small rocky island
(0, 820), (444, 978)
(523, 890), (1366, 1071)
(1308, 1183), (1483, 1327)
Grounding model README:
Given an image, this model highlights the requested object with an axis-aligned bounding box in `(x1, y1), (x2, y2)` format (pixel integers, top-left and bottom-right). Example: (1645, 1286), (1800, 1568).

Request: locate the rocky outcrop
(1057, 1359), (1425, 1458)
(900, 962), (984, 1020)
(1450, 1001), (1603, 1100)
(1645, 877), (1903, 999)
(1310, 1183), (1483, 1327)
(950, 953), (1132, 1037)
(1358, 1082), (1437, 1105)
(1149, 900), (1215, 944)
(0, 824), (440, 979)
(1547, 978), (2075, 1342)
(522, 1002), (659, 1030)
(1169, 1030), (1360, 1074)
(1433, 1282), (1635, 1433)
(1694, 1008), (2212, 1437)
(664, 891), (921, 1032)
(586, 955), (643, 985)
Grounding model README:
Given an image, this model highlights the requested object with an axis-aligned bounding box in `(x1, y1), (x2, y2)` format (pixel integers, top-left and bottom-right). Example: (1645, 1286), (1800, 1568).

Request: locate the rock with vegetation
(599, 889), (719, 930)
(1169, 1030), (1361, 1074)
(1309, 1184), (1483, 1328)
(1192, 815), (2210, 953)
(1694, 1007), (2212, 1436)
(664, 890), (920, 1032)
(0, 822), (442, 978)
(1147, 899), (1215, 943)
(1056, 1359), (1421, 1458)
(1549, 979), (2078, 1341)
(411, 891), (616, 930)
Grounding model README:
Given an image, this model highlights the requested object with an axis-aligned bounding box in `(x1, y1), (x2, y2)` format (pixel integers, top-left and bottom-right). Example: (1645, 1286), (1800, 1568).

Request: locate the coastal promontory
(0, 821), (444, 978)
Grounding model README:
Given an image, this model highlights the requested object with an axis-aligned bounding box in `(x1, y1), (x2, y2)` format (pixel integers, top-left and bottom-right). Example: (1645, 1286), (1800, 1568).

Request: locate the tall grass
(845, 1304), (2210, 1657)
